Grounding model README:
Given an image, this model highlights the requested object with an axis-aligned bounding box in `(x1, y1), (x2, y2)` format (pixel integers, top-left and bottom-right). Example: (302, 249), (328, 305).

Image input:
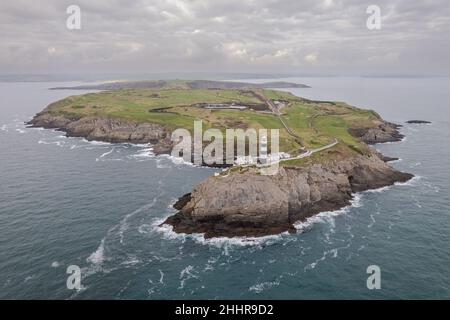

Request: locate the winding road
(215, 90), (340, 175)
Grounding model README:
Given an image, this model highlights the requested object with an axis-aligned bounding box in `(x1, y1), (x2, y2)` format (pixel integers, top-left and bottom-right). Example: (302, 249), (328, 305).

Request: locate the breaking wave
(154, 218), (286, 250)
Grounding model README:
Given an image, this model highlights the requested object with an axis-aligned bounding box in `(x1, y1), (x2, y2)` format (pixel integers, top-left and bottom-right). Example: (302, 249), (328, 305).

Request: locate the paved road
(258, 138), (339, 167)
(219, 139), (339, 174)
(252, 90), (305, 148)
(215, 91), (340, 175)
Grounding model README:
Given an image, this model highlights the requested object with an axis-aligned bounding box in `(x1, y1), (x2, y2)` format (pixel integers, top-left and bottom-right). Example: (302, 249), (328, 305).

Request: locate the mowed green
(46, 88), (383, 155)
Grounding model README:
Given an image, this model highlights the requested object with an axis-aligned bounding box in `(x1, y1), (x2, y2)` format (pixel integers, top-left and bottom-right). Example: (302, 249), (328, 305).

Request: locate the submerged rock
(406, 120), (431, 124)
(381, 156), (399, 162)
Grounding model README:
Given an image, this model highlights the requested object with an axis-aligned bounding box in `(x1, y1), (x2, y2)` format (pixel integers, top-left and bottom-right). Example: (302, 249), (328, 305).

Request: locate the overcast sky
(1, 0), (449, 76)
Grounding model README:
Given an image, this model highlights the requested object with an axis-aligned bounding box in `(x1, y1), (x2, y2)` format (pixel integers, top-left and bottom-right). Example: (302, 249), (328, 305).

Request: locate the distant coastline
(48, 79), (311, 90)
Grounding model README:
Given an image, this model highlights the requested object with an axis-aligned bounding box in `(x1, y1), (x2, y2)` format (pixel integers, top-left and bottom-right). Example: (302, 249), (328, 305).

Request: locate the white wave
(376, 135), (407, 145)
(294, 194), (362, 232)
(96, 147), (115, 161)
(179, 265), (198, 289)
(306, 256), (324, 270)
(249, 280), (280, 293)
(87, 238), (105, 265)
(121, 255), (141, 266)
(167, 197), (179, 208)
(51, 261), (60, 268)
(0, 124), (7, 131)
(38, 139), (65, 146)
(138, 224), (153, 234)
(118, 198), (158, 244)
(24, 126), (45, 131)
(423, 182), (440, 193)
(130, 142), (152, 147)
(352, 193), (363, 207)
(363, 185), (392, 193)
(15, 128), (27, 133)
(81, 139), (112, 146)
(129, 146), (155, 160)
(158, 270), (165, 284)
(100, 147), (114, 158)
(24, 275), (36, 283)
(305, 248), (339, 270)
(156, 158), (172, 169)
(367, 214), (376, 228)
(294, 174), (420, 234)
(360, 176), (420, 196)
(155, 219), (285, 249)
(394, 175), (421, 187)
(203, 233), (286, 249)
(164, 154), (195, 167)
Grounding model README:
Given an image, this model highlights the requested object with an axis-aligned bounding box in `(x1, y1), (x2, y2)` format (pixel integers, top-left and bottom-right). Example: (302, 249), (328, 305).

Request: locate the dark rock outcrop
(348, 122), (404, 144)
(381, 156), (399, 162)
(406, 120), (431, 124)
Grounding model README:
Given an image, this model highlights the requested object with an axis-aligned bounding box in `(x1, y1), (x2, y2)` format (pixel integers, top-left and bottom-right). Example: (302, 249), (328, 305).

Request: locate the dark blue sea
(0, 77), (449, 299)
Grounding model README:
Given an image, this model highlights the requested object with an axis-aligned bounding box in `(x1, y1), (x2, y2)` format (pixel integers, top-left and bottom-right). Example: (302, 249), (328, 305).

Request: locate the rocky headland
(164, 147), (412, 238)
(28, 85), (413, 238)
(27, 112), (174, 154)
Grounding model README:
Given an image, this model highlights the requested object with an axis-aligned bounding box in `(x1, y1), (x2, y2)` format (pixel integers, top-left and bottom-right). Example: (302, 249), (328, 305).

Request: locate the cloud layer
(1, 0), (449, 75)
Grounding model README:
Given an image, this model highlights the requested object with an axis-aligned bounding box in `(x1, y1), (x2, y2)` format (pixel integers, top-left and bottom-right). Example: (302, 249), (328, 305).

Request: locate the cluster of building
(233, 136), (291, 166)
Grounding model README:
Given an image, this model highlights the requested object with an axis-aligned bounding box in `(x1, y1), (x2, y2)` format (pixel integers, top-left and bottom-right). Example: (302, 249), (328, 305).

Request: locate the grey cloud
(0, 0), (449, 75)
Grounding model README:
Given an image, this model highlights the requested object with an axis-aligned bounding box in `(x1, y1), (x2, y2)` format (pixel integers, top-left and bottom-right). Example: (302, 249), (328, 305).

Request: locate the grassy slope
(45, 87), (382, 157)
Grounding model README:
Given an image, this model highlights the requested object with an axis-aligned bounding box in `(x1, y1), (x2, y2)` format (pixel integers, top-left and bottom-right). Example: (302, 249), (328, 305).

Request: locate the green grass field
(46, 87), (383, 157)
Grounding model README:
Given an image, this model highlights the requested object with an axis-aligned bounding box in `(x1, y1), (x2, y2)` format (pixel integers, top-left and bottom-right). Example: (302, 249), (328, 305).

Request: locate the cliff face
(164, 151), (413, 238)
(28, 113), (173, 154)
(348, 122), (404, 144)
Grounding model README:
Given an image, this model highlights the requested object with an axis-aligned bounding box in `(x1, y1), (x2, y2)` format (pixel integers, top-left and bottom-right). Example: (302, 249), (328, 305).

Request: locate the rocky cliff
(348, 122), (404, 144)
(27, 112), (174, 154)
(164, 150), (413, 238)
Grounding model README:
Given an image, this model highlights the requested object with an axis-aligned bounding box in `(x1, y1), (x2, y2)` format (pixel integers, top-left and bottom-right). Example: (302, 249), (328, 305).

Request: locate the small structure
(259, 135), (268, 165)
(234, 155), (256, 166)
(202, 103), (247, 110)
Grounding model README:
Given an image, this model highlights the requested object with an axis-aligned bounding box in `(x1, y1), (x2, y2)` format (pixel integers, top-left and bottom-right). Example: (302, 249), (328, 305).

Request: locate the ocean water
(0, 78), (449, 299)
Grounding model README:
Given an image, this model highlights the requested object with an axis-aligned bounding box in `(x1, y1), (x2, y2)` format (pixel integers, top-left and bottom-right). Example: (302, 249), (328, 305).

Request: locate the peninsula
(28, 80), (413, 238)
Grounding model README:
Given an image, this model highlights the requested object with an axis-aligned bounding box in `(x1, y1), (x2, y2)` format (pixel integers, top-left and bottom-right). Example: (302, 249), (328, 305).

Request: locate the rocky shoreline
(28, 108), (405, 154)
(163, 149), (413, 238)
(28, 109), (413, 238)
(163, 121), (411, 238)
(348, 122), (404, 144)
(27, 112), (175, 154)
